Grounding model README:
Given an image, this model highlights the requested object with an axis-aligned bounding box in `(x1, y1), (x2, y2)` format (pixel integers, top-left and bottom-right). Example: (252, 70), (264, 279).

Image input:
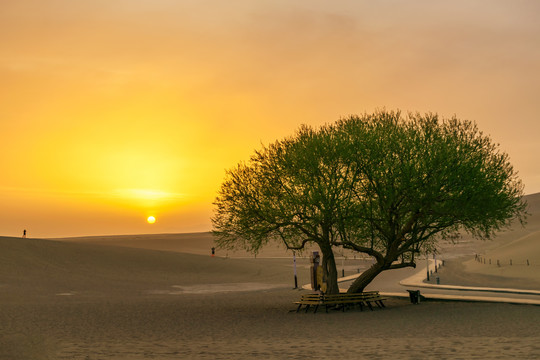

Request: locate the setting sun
(147, 216), (156, 224)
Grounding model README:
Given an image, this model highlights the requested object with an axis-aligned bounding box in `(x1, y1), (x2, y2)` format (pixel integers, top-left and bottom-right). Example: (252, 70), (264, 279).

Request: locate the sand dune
(52, 231), (322, 258)
(474, 229), (540, 265)
(52, 232), (220, 256)
(2, 194), (540, 358)
(442, 193), (540, 286)
(459, 231), (540, 285)
(2, 235), (540, 359)
(0, 236), (300, 300)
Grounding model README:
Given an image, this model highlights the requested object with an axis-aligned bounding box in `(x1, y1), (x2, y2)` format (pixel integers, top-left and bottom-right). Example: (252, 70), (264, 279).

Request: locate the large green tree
(212, 110), (527, 294)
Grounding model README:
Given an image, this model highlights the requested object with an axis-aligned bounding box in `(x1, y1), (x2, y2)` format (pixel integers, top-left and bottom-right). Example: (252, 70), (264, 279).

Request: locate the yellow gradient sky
(1, 1), (540, 237)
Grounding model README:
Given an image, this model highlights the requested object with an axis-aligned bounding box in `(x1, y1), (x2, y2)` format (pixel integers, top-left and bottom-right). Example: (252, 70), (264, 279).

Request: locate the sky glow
(1, 1), (539, 237)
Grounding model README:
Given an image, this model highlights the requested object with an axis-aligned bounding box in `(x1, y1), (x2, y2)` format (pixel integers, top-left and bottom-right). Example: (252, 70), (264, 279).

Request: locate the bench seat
(294, 291), (387, 313)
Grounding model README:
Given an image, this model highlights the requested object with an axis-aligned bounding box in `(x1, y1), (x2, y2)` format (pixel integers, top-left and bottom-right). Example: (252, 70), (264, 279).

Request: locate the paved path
(324, 260), (540, 305)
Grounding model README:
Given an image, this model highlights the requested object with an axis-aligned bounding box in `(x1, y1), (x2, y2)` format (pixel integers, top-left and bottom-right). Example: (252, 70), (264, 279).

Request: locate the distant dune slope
(53, 232), (219, 256)
(438, 193), (540, 284)
(53, 232), (320, 258)
(0, 236), (292, 299)
(486, 231), (540, 264)
(471, 192), (540, 262)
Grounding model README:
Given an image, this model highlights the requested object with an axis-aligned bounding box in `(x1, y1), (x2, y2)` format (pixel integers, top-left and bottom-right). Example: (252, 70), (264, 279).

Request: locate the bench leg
(366, 301), (374, 311)
(296, 304), (303, 312)
(314, 304), (319, 314)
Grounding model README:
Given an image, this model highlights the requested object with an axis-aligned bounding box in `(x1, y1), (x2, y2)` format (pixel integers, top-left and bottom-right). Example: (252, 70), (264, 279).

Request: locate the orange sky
(1, 1), (540, 237)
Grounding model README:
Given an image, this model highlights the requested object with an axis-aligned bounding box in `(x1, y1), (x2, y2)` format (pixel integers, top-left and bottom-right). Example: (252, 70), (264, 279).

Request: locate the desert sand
(2, 194), (540, 359)
(429, 193), (540, 291)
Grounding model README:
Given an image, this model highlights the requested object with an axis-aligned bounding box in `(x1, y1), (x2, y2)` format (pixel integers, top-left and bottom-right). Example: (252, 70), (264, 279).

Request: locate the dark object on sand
(407, 290), (421, 304)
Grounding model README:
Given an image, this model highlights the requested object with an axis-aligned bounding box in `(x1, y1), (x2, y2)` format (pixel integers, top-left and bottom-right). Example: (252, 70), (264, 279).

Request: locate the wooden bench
(294, 291), (387, 313)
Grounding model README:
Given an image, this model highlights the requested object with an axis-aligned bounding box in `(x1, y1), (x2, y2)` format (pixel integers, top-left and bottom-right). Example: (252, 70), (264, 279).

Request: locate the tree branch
(334, 241), (384, 263)
(281, 237), (312, 251)
(388, 261), (416, 270)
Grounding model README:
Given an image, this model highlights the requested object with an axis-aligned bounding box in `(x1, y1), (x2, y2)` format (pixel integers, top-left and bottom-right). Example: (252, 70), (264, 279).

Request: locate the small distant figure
(211, 247), (215, 257)
(22, 229), (26, 238)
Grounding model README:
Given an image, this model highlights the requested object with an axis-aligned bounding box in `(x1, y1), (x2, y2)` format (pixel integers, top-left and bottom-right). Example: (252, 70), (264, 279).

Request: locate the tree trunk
(319, 242), (340, 294)
(347, 261), (387, 293)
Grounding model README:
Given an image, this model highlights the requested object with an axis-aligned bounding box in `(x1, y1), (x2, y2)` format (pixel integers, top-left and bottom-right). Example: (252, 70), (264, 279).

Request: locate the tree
(212, 110), (527, 294)
(212, 125), (351, 294)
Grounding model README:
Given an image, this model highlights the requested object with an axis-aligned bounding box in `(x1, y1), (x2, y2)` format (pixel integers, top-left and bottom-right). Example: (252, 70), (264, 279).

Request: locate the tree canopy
(212, 110), (527, 293)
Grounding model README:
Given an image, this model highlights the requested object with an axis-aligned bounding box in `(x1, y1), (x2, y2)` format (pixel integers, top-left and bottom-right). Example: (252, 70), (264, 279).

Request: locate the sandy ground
(1, 193), (540, 359)
(1, 236), (539, 359)
(2, 288), (540, 359)
(422, 193), (540, 291)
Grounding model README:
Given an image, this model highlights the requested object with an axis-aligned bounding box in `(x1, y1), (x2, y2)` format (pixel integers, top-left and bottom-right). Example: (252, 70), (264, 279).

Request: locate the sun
(147, 216), (156, 224)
